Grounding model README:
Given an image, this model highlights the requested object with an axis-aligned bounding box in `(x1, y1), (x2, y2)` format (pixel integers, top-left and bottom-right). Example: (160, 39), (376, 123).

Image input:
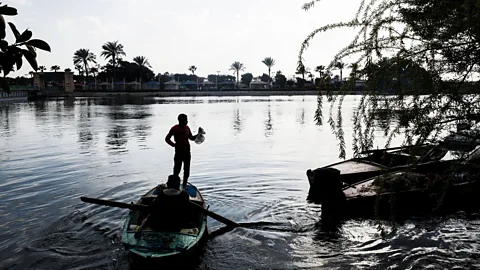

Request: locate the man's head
(167, 175), (181, 190)
(178, 113), (188, 127)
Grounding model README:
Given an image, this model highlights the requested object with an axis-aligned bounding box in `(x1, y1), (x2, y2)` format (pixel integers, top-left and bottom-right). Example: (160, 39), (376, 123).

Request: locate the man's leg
(182, 152), (191, 188)
(173, 152), (182, 176)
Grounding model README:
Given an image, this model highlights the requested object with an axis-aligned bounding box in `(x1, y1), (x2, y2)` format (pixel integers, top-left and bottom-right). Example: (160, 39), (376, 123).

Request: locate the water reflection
(106, 125), (128, 154)
(0, 105), (17, 138)
(265, 105), (273, 137)
(233, 108), (242, 135)
(298, 108), (306, 126)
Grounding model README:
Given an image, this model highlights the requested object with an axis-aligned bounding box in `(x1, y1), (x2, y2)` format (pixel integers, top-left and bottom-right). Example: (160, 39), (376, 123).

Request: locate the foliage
(299, 0), (480, 159)
(97, 60), (154, 82)
(207, 74), (235, 83)
(73, 48), (96, 77)
(260, 73), (270, 83)
(262, 57), (275, 88)
(188, 65), (197, 75)
(50, 65), (60, 72)
(101, 41), (126, 82)
(0, 3), (51, 92)
(241, 73), (253, 86)
(274, 71), (287, 88)
(133, 56), (151, 69)
(229, 61), (245, 88)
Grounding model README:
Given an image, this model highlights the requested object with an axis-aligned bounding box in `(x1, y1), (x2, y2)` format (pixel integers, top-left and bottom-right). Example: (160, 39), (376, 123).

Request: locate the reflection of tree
(0, 105), (17, 138)
(297, 108), (305, 126)
(134, 123), (151, 142)
(233, 108), (242, 135)
(265, 105), (273, 137)
(106, 125), (128, 149)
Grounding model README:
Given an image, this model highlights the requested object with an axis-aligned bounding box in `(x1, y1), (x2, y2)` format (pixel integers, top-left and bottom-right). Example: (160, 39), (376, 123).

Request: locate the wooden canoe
(121, 183), (208, 262)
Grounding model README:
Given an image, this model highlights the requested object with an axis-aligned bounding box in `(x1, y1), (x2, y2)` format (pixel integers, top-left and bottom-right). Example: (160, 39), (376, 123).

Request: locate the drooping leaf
(16, 29), (32, 43)
(1, 51), (14, 76)
(0, 5), (18, 16)
(21, 48), (38, 71)
(8, 22), (20, 39)
(27, 45), (36, 57)
(15, 53), (22, 70)
(0, 15), (6, 39)
(0, 40), (7, 51)
(0, 77), (10, 93)
(25, 39), (51, 52)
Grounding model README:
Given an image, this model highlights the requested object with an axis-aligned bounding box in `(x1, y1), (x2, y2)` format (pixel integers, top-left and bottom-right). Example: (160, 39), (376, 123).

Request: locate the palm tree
(90, 67), (98, 78)
(335, 61), (345, 81)
(315, 65), (325, 78)
(262, 57), (276, 88)
(73, 49), (96, 77)
(133, 56), (151, 68)
(51, 65), (60, 72)
(188, 65), (198, 89)
(296, 63), (307, 80)
(101, 41), (126, 83)
(308, 72), (314, 83)
(188, 65), (197, 75)
(75, 65), (83, 76)
(229, 62), (245, 89)
(38, 66), (46, 72)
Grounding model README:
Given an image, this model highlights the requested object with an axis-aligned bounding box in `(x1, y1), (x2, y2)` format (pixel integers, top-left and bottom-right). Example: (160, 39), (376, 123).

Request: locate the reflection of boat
(121, 183), (208, 264)
(306, 144), (449, 201)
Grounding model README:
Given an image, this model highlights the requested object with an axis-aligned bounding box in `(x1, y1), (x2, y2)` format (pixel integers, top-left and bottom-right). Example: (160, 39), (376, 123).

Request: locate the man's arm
(165, 129), (176, 147)
(188, 127), (198, 141)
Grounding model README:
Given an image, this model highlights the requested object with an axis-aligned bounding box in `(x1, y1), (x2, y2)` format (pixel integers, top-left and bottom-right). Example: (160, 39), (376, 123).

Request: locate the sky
(5, 0), (361, 80)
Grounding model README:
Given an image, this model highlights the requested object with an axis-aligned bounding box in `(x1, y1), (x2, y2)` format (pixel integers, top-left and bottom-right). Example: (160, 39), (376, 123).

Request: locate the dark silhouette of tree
(262, 57), (276, 88)
(101, 41), (126, 83)
(73, 48), (96, 77)
(230, 61), (245, 89)
(299, 0), (480, 158)
(241, 73), (253, 86)
(0, 3), (51, 92)
(50, 65), (60, 72)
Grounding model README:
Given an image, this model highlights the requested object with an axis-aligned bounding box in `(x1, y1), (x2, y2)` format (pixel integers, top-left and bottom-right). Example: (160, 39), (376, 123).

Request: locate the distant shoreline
(39, 90), (362, 98)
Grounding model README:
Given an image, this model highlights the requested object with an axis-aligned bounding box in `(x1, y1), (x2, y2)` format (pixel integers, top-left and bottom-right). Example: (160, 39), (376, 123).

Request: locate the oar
(80, 196), (240, 228)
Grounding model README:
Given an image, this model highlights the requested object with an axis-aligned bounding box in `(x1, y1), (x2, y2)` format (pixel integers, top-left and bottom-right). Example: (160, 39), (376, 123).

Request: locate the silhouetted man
(165, 113), (198, 189)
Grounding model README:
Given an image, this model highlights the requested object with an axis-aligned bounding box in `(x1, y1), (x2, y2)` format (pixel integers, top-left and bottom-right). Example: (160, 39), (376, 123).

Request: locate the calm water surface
(1, 96), (479, 270)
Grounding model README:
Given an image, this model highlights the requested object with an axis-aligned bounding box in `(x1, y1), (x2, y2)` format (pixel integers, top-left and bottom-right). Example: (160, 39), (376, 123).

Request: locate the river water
(1, 96), (479, 270)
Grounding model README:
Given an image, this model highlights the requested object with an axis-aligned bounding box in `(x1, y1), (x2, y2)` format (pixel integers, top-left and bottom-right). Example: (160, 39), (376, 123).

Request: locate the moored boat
(306, 144), (449, 202)
(121, 183), (208, 265)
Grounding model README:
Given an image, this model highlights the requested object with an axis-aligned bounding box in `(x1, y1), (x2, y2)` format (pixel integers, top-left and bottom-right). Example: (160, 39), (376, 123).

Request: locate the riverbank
(41, 90), (324, 98)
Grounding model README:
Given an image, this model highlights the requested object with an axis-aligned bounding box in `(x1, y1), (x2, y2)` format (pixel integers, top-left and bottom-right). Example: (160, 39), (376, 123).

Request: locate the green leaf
(16, 29), (32, 43)
(15, 53), (22, 70)
(25, 39), (50, 52)
(21, 48), (38, 71)
(0, 77), (10, 93)
(8, 22), (20, 39)
(0, 15), (6, 40)
(0, 5), (17, 16)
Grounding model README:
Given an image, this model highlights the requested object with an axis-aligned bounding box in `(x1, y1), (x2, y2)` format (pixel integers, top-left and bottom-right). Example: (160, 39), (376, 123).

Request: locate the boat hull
(337, 170), (480, 221)
(121, 183), (208, 267)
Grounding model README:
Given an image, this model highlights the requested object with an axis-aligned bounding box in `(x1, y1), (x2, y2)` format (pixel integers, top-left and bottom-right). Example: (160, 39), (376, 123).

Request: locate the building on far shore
(33, 71), (74, 92)
(250, 80), (269, 89)
(165, 80), (180, 90)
